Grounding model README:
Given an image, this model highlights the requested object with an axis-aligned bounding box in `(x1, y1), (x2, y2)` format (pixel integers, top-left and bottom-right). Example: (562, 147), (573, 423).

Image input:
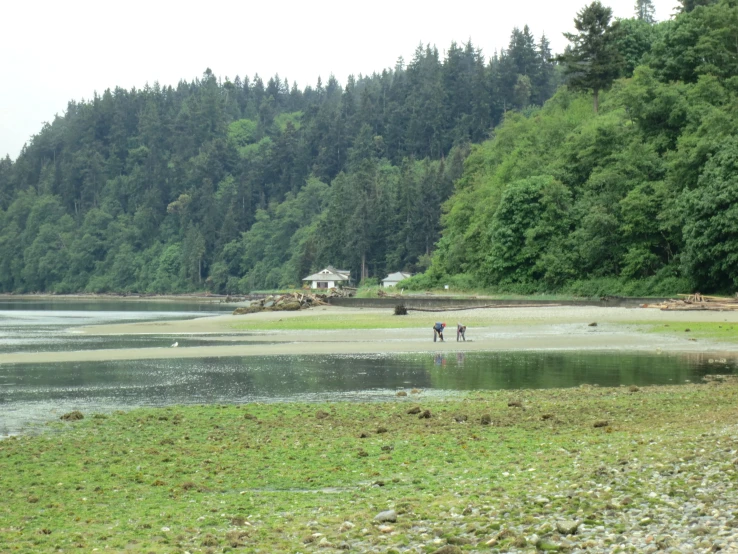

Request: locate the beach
(2, 304), (737, 365)
(4, 303), (738, 552)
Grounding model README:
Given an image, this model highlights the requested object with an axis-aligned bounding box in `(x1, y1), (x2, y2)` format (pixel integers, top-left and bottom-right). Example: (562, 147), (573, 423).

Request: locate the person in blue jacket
(433, 322), (446, 342)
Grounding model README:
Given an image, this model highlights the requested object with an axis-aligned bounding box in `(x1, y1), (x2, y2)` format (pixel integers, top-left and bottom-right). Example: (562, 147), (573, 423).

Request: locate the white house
(382, 271), (412, 287)
(302, 266), (352, 289)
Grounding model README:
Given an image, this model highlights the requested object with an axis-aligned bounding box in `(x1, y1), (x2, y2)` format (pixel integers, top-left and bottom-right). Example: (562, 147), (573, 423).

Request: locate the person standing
(457, 323), (467, 342)
(433, 322), (446, 342)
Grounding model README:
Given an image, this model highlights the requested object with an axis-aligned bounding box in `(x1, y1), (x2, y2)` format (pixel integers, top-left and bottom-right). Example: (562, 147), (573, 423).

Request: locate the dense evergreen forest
(0, 27), (557, 293)
(1, 0), (736, 295)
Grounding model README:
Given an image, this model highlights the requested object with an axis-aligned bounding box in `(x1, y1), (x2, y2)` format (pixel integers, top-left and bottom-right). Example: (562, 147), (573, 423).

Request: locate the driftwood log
(642, 293), (738, 311)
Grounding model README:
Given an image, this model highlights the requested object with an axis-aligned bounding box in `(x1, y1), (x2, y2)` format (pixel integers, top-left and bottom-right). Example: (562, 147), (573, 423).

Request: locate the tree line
(3, 0), (734, 296)
(0, 29), (558, 293)
(409, 0), (738, 295)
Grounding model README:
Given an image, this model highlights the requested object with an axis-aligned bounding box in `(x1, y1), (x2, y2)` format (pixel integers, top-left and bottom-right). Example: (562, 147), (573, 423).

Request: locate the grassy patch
(637, 321), (738, 343)
(354, 285), (382, 298)
(2, 383), (738, 551)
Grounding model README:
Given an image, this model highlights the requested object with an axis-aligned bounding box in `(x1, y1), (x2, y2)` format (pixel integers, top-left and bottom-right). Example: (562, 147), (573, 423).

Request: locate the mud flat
(2, 305), (738, 365)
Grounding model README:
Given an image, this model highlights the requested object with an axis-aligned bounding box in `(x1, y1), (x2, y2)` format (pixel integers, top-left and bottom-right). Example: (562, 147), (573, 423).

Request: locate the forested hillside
(411, 0), (738, 296)
(2, 0), (735, 296)
(0, 28), (557, 294)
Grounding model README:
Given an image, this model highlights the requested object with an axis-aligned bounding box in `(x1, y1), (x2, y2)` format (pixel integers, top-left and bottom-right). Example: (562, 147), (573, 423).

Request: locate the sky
(1, 0), (679, 161)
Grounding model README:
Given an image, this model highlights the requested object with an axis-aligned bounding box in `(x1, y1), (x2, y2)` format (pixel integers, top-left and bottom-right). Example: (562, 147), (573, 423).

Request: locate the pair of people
(433, 322), (467, 342)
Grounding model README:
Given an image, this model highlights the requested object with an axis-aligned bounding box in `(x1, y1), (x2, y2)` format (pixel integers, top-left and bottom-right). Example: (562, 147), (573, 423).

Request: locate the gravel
(315, 424), (738, 553)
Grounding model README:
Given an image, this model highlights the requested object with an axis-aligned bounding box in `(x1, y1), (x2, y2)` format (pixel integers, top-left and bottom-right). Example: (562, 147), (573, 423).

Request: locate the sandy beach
(2, 304), (738, 364)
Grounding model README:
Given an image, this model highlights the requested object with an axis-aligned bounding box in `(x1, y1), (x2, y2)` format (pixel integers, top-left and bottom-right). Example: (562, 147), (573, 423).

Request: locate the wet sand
(2, 305), (738, 365)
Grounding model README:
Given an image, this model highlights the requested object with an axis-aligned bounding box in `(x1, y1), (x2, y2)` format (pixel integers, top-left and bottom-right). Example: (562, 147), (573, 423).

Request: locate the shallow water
(0, 299), (234, 354)
(1, 350), (736, 437)
(1, 300), (737, 437)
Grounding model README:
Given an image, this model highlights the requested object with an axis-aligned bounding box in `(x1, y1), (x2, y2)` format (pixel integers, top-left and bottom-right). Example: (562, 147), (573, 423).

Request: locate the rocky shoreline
(3, 381), (738, 552)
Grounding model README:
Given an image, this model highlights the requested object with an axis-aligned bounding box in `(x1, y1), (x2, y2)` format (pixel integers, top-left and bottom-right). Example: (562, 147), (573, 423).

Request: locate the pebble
(378, 524), (393, 533)
(320, 428), (738, 553)
(374, 509), (397, 523)
(339, 521), (354, 532)
(555, 520), (580, 535)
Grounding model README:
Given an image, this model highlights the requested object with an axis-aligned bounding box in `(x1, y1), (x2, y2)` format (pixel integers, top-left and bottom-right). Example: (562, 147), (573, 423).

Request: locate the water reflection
(1, 351), (736, 437)
(425, 351), (737, 390)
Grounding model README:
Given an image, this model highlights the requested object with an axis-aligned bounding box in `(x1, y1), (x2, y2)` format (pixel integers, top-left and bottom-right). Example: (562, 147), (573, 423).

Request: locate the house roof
(302, 266), (352, 282)
(382, 272), (413, 283)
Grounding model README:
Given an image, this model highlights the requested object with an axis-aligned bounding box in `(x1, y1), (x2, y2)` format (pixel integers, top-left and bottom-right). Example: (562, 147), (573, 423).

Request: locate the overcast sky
(1, 0), (679, 160)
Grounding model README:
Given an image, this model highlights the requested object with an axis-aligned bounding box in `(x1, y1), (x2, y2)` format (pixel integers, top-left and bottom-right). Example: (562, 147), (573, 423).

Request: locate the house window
(317, 281), (329, 289)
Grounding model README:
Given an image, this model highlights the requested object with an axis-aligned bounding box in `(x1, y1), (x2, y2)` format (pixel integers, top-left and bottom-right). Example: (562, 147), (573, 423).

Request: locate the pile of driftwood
(232, 289), (354, 315)
(643, 293), (738, 311)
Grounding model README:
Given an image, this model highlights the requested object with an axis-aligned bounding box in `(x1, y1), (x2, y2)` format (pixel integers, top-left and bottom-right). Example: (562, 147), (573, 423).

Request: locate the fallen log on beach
(642, 292), (738, 311)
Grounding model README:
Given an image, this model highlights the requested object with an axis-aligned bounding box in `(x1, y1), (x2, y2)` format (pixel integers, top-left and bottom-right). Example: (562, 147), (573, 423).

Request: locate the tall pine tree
(635, 0), (656, 22)
(557, 1), (622, 113)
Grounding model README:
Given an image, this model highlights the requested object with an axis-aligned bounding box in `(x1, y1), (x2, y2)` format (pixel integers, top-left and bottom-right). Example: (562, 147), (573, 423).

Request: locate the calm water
(0, 298), (235, 353)
(1, 300), (736, 437)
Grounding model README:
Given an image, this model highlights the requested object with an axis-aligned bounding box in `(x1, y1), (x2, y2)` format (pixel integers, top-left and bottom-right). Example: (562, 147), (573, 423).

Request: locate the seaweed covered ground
(2, 379), (738, 553)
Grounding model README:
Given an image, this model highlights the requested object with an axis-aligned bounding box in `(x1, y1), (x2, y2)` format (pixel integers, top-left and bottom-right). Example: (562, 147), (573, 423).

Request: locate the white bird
(171, 341), (178, 348)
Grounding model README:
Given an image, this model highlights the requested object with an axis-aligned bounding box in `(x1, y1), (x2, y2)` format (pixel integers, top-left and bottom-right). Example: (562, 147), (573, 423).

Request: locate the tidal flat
(5, 305), (738, 365)
(2, 380), (738, 553)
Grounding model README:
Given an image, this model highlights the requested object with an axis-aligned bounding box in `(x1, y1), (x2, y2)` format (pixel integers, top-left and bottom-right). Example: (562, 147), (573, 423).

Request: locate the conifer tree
(557, 1), (621, 113)
(679, 0), (716, 12)
(635, 0), (656, 23)
(532, 33), (557, 105)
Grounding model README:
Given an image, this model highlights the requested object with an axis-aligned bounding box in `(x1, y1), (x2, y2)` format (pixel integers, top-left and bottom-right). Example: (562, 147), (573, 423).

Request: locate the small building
(302, 266), (352, 289)
(382, 271), (412, 287)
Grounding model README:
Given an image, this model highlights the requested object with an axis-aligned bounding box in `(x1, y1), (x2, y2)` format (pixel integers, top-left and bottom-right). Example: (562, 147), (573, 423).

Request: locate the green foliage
(398, 272), (439, 291)
(562, 275), (692, 296)
(480, 176), (573, 287)
(355, 283), (381, 298)
(635, 0), (656, 22)
(680, 0), (718, 13)
(612, 18), (659, 77)
(0, 37), (562, 294)
(558, 1), (623, 112)
(227, 118), (259, 148)
(3, 1), (737, 296)
(274, 111), (302, 131)
(650, 0), (738, 83)
(427, 0), (738, 295)
(681, 137), (738, 290)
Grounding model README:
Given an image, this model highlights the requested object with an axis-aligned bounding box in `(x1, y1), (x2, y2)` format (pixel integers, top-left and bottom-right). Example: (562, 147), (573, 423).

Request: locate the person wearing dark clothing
(457, 323), (467, 341)
(433, 322), (446, 342)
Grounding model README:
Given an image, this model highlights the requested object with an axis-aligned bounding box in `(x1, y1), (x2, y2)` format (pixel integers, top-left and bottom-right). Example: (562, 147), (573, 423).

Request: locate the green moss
(2, 382), (737, 551)
(636, 321), (738, 342)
